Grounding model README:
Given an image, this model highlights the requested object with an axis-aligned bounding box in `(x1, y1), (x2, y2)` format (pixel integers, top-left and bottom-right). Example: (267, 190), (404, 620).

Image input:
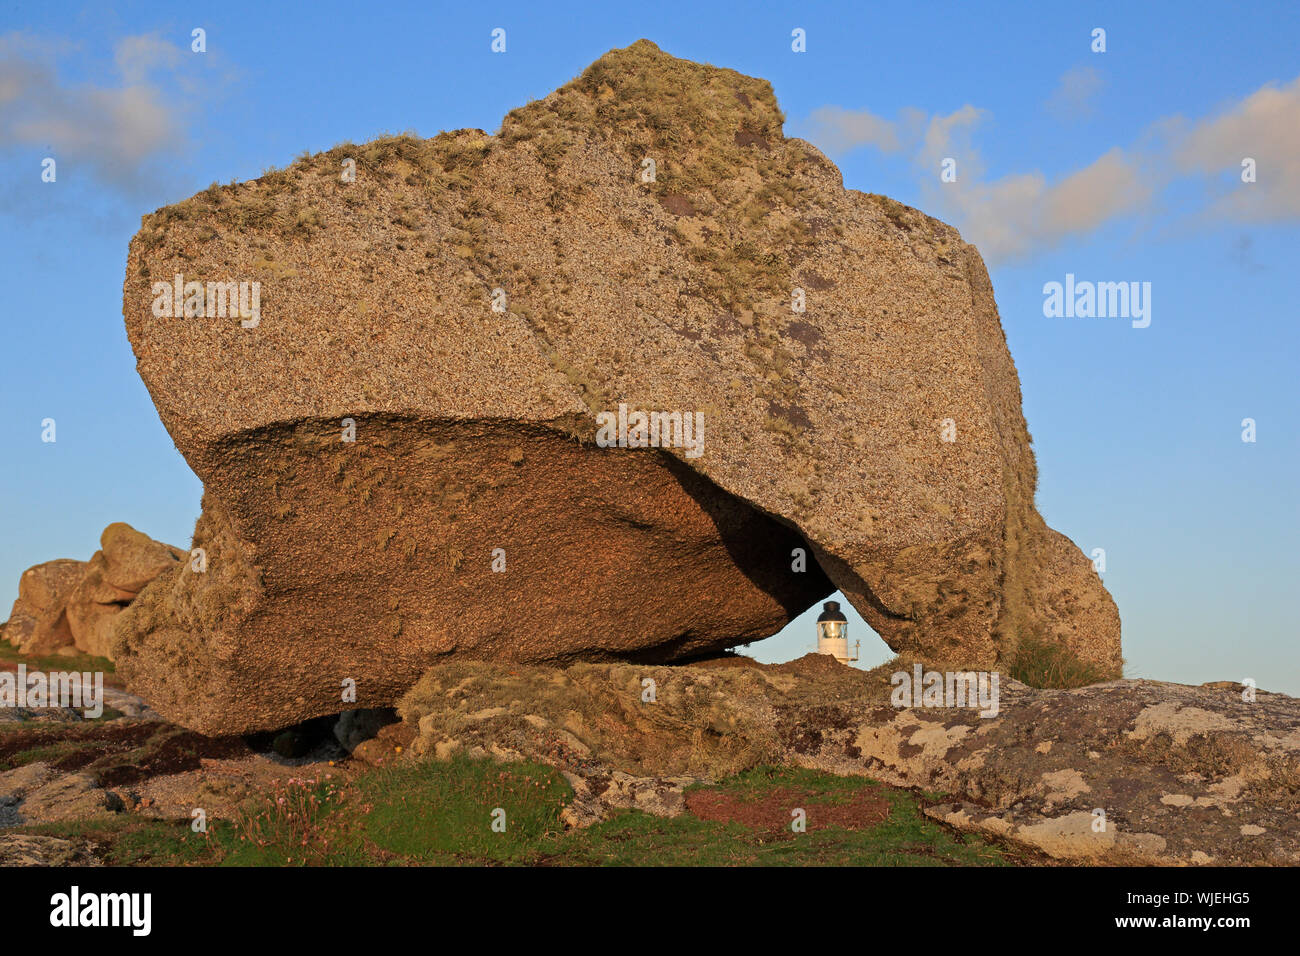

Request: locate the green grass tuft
(1006, 631), (1115, 689)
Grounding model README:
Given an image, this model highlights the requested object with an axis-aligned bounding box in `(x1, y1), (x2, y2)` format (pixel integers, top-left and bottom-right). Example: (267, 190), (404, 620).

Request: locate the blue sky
(2, 2), (1297, 691)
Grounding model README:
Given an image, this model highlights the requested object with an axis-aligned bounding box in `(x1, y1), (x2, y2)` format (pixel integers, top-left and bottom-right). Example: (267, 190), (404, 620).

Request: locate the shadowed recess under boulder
(114, 419), (833, 733)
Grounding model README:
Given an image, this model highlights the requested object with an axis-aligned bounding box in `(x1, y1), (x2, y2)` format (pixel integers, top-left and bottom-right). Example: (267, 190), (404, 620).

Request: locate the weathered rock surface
(0, 762), (124, 826)
(395, 656), (1300, 865)
(0, 684), (154, 725)
(1, 524), (182, 660)
(1, 559), (85, 654)
(115, 40), (1119, 733)
(0, 714), (346, 845)
(561, 770), (701, 829)
(65, 553), (135, 659)
(0, 834), (100, 866)
(115, 447), (831, 734)
(101, 522), (183, 593)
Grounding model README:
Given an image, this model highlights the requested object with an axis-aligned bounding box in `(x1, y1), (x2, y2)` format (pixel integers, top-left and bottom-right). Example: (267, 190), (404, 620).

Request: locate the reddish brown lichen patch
(685, 784), (889, 835)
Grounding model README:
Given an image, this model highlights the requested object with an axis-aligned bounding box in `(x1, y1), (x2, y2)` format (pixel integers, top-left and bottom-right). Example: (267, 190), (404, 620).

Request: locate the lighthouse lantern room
(815, 600), (859, 664)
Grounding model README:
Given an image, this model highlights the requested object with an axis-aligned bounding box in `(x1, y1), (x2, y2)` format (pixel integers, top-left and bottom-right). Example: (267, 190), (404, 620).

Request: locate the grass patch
(561, 766), (1017, 866)
(13, 817), (213, 866)
(11, 759), (1026, 867)
(1005, 631), (1114, 689)
(0, 738), (103, 771)
(214, 774), (360, 866)
(0, 643), (115, 677)
(196, 757), (570, 866)
(352, 756), (570, 863)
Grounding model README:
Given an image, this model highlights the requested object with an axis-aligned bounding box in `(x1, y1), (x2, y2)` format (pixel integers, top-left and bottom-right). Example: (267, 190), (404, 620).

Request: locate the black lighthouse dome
(817, 600), (847, 623)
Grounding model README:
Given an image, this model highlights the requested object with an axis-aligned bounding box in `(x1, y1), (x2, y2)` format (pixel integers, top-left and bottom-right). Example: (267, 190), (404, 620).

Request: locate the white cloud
(803, 105), (903, 154)
(934, 148), (1149, 261)
(0, 31), (194, 195)
(800, 73), (1300, 263)
(1172, 76), (1300, 221)
(916, 104), (989, 178)
(114, 33), (184, 85)
(1047, 65), (1105, 119)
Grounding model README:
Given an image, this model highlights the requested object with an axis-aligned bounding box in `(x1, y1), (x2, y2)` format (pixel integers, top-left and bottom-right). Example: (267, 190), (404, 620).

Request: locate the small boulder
(334, 707), (400, 753)
(100, 522), (183, 593)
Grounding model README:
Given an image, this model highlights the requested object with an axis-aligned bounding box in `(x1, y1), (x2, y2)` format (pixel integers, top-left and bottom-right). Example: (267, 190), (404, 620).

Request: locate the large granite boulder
(114, 40), (1120, 734)
(2, 524), (182, 659)
(1, 559), (86, 655)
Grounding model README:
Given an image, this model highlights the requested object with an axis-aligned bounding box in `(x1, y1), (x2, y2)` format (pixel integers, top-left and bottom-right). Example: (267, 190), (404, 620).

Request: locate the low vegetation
(0, 643), (114, 679)
(10, 758), (1027, 867)
(1005, 631), (1117, 689)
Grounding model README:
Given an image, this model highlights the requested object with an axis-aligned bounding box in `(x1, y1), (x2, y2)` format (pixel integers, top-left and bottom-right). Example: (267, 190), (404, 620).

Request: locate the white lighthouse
(815, 600), (859, 664)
